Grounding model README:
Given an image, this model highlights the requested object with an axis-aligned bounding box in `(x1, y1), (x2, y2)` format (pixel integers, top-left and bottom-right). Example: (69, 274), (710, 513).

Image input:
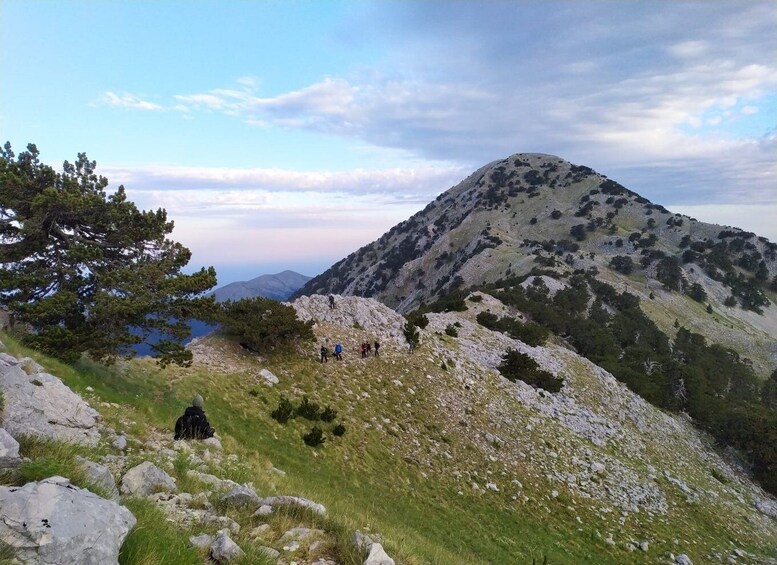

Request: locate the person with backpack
(320, 344), (329, 363)
(174, 395), (215, 440)
(374, 340), (380, 356)
(334, 342), (343, 360)
(328, 295), (336, 309)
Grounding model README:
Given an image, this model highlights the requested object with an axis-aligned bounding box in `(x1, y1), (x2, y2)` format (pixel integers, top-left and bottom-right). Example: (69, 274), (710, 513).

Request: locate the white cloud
(97, 92), (163, 111)
(741, 105), (759, 115)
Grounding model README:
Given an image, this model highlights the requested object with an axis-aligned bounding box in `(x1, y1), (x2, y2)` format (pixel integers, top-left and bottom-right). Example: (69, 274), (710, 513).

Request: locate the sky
(1, 1), (775, 286)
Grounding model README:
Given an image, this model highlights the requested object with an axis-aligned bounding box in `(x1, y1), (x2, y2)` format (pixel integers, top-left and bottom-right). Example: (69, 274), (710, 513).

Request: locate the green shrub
(497, 349), (563, 393)
(321, 405), (338, 422)
(303, 426), (325, 447)
(332, 423), (346, 437)
(295, 395), (321, 421)
(271, 396), (294, 424)
(444, 324), (458, 337)
(218, 297), (314, 353)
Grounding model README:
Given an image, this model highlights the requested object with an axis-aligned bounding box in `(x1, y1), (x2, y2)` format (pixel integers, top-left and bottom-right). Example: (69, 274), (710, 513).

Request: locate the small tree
(497, 349), (563, 393)
(219, 297), (314, 353)
(403, 321), (420, 351)
(271, 396), (294, 424)
(303, 426), (325, 447)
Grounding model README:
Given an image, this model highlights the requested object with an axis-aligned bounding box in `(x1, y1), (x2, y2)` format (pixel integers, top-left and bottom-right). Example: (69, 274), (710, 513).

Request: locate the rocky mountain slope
(2, 291), (777, 563)
(296, 154), (777, 377)
(214, 270), (312, 302)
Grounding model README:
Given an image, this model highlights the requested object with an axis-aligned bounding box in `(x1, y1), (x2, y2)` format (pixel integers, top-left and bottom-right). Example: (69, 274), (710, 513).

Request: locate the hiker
(320, 345), (329, 363)
(328, 295), (336, 309)
(360, 342), (367, 359)
(174, 395), (215, 440)
(334, 342), (343, 360)
(374, 340), (380, 356)
(366, 341), (372, 354)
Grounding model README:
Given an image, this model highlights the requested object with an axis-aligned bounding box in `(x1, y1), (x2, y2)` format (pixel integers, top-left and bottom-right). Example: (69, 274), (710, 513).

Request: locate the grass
(2, 330), (776, 564)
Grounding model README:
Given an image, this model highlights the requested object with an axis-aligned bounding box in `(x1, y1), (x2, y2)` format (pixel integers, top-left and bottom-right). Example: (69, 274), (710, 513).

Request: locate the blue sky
(2, 1), (775, 286)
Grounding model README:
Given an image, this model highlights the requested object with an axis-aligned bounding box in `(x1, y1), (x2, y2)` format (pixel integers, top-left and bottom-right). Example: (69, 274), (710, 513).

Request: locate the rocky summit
(297, 153), (777, 377)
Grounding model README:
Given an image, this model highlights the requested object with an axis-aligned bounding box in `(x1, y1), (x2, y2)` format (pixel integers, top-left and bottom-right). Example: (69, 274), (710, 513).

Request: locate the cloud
(97, 91), (163, 111)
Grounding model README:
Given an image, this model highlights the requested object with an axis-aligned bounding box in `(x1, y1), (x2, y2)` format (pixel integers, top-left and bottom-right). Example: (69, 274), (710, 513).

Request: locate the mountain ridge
(214, 270), (311, 302)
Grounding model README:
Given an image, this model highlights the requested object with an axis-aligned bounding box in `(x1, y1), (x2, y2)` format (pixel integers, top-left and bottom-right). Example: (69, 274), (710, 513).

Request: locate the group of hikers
(320, 339), (380, 362)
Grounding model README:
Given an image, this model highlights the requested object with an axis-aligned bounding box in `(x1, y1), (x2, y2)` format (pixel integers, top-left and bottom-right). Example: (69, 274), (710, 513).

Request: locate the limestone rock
(203, 436), (223, 450)
(0, 362), (101, 445)
(259, 495), (327, 516)
(258, 545), (281, 559)
(121, 461), (176, 496)
(676, 555), (694, 565)
(754, 498), (777, 520)
(187, 470), (240, 492)
(189, 533), (214, 548)
(259, 368), (279, 386)
(210, 529), (244, 562)
(0, 476), (136, 565)
(0, 427), (21, 470)
(280, 527), (325, 543)
(221, 484), (260, 508)
(75, 455), (119, 500)
(364, 542), (395, 565)
(112, 435), (128, 451)
(254, 504), (273, 516)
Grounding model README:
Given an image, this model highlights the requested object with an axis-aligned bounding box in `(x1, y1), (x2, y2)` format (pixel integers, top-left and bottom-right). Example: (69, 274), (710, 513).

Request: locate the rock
(203, 436), (223, 450)
(0, 476), (136, 564)
(187, 470), (240, 491)
(280, 527), (325, 543)
(353, 531), (375, 552)
(0, 363), (101, 445)
(18, 357), (44, 374)
(258, 546), (281, 559)
(260, 495), (327, 516)
(0, 427), (21, 470)
(754, 498), (777, 520)
(259, 368), (279, 386)
(204, 514), (241, 534)
(121, 461), (177, 496)
(75, 455), (120, 500)
(189, 533), (214, 548)
(254, 504), (273, 516)
(590, 462), (606, 474)
(0, 352), (18, 366)
(676, 555), (693, 565)
(638, 540), (649, 552)
(221, 484), (260, 508)
(210, 529), (244, 562)
(364, 542), (395, 565)
(250, 524), (272, 538)
(112, 435), (128, 451)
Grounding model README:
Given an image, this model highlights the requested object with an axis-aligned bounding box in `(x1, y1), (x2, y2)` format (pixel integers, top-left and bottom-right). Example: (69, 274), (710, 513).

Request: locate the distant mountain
(296, 153), (777, 377)
(213, 270), (312, 302)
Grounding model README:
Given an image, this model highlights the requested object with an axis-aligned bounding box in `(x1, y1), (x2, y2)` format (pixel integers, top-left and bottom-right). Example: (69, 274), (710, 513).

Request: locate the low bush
(332, 423), (347, 437)
(497, 349), (563, 393)
(295, 395), (321, 421)
(303, 426), (325, 447)
(321, 405), (338, 423)
(271, 396), (294, 424)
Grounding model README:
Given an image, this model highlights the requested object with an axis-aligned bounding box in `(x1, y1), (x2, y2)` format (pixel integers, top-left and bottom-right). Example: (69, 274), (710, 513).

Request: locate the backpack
(174, 414), (186, 440)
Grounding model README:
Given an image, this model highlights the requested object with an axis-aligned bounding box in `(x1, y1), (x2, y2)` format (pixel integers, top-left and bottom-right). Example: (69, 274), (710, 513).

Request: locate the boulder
(220, 484), (260, 508)
(254, 504), (273, 517)
(754, 498), (777, 520)
(121, 461), (176, 496)
(189, 533), (214, 549)
(259, 368), (279, 386)
(364, 542), (395, 565)
(676, 555), (693, 565)
(112, 435), (128, 451)
(203, 436), (223, 450)
(259, 495), (327, 516)
(0, 427), (21, 470)
(0, 362), (101, 446)
(75, 456), (120, 500)
(187, 470), (240, 491)
(0, 476), (136, 565)
(210, 529), (244, 562)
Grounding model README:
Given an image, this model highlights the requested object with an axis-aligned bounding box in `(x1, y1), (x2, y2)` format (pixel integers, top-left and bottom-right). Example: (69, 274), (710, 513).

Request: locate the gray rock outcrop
(210, 529), (244, 562)
(0, 427), (21, 470)
(75, 455), (120, 500)
(0, 358), (101, 446)
(364, 542), (395, 565)
(259, 495), (327, 516)
(121, 461), (177, 496)
(220, 484), (260, 508)
(0, 476), (136, 565)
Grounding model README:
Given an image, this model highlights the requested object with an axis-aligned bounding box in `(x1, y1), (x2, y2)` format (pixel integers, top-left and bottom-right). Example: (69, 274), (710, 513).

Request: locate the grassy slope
(2, 323), (776, 565)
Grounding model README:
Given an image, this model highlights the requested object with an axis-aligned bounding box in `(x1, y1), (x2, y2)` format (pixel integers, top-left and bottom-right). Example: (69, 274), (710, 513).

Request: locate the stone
(258, 546), (281, 559)
(75, 455), (120, 500)
(250, 524), (272, 538)
(0, 363), (101, 445)
(18, 357), (44, 375)
(210, 529), (244, 562)
(754, 498), (777, 520)
(638, 540), (649, 552)
(353, 531), (375, 551)
(260, 368), (279, 386)
(590, 462), (606, 474)
(221, 484), (260, 508)
(280, 527), (325, 543)
(363, 542), (395, 565)
(485, 482), (499, 491)
(113, 435), (128, 451)
(254, 504), (273, 516)
(187, 470), (240, 491)
(676, 555), (693, 565)
(120, 461), (177, 496)
(260, 495), (327, 516)
(204, 514), (241, 534)
(189, 533), (214, 548)
(0, 427), (21, 470)
(203, 436), (223, 450)
(0, 476), (136, 565)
